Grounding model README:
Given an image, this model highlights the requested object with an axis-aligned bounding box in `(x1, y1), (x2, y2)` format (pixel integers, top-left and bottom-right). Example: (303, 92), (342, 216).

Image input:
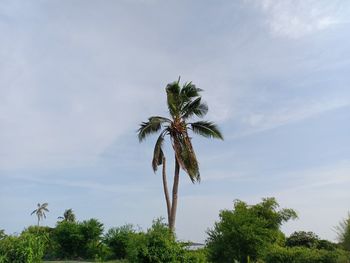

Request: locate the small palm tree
(138, 78), (223, 231)
(31, 203), (49, 226)
(58, 208), (76, 222)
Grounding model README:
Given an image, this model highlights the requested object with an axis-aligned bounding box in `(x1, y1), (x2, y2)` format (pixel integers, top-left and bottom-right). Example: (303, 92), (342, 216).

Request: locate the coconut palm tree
(31, 203), (49, 226)
(58, 208), (76, 222)
(138, 79), (223, 231)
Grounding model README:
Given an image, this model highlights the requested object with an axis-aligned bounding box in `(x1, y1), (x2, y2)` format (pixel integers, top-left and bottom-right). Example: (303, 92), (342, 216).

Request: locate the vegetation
(31, 203), (49, 227)
(1, 199), (350, 262)
(336, 212), (350, 252)
(138, 78), (223, 231)
(206, 197), (297, 263)
(57, 209), (76, 223)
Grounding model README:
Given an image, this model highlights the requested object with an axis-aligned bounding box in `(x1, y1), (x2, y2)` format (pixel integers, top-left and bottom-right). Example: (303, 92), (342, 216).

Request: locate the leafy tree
(138, 79), (223, 231)
(30, 203), (49, 226)
(79, 218), (104, 258)
(286, 231), (320, 248)
(104, 224), (136, 259)
(52, 221), (83, 259)
(336, 212), (350, 251)
(206, 198), (297, 263)
(58, 208), (76, 222)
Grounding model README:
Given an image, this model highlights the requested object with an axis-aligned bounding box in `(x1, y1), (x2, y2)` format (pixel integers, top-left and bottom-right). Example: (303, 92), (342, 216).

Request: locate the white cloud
(232, 98), (350, 138)
(249, 0), (349, 38)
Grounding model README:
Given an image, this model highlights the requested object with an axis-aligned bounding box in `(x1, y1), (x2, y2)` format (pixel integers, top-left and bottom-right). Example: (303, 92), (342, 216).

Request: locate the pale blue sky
(0, 0), (349, 242)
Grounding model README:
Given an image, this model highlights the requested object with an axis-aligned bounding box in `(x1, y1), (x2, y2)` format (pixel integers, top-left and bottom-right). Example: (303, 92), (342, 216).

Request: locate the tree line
(1, 198), (350, 262)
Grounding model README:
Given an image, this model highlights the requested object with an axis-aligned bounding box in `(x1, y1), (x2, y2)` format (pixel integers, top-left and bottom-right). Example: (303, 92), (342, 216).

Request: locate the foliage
(138, 79), (223, 183)
(138, 79), (223, 230)
(52, 221), (84, 259)
(317, 239), (338, 251)
(183, 249), (208, 263)
(263, 244), (349, 263)
(31, 203), (49, 226)
(104, 224), (136, 259)
(126, 218), (186, 263)
(0, 233), (46, 263)
(58, 209), (76, 223)
(80, 218), (104, 258)
(0, 230), (5, 240)
(206, 198), (297, 263)
(286, 231), (320, 248)
(51, 218), (104, 259)
(22, 226), (55, 259)
(336, 212), (350, 251)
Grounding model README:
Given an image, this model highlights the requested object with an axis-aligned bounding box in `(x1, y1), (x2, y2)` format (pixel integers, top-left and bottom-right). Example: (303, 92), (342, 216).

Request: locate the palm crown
(138, 79), (223, 182)
(58, 208), (76, 222)
(31, 203), (49, 226)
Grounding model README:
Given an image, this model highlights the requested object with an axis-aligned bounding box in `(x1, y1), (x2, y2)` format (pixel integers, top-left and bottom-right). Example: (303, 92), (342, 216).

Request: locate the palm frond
(166, 81), (181, 117)
(190, 121), (223, 139)
(152, 131), (166, 172)
(31, 210), (37, 215)
(173, 134), (200, 183)
(138, 116), (170, 142)
(180, 82), (202, 101)
(181, 97), (208, 119)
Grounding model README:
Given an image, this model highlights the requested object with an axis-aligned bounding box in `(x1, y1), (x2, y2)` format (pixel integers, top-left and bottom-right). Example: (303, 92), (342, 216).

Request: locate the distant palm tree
(138, 78), (223, 231)
(31, 203), (49, 226)
(58, 208), (76, 222)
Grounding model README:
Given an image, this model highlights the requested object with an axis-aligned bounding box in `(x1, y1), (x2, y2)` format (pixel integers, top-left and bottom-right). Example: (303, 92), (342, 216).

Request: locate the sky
(0, 0), (349, 243)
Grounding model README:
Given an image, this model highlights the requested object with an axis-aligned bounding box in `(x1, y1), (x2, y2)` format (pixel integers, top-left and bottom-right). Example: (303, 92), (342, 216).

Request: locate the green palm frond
(152, 131), (166, 172)
(166, 81), (181, 117)
(190, 121), (223, 139)
(180, 82), (202, 101)
(181, 97), (208, 119)
(138, 116), (170, 142)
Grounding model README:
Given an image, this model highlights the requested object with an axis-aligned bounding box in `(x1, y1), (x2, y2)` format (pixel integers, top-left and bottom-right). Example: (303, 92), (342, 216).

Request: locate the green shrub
(52, 221), (84, 259)
(286, 231), (320, 248)
(0, 233), (46, 263)
(183, 248), (208, 263)
(80, 218), (104, 259)
(263, 245), (346, 263)
(51, 218), (104, 260)
(22, 225), (56, 260)
(104, 224), (136, 259)
(126, 218), (185, 263)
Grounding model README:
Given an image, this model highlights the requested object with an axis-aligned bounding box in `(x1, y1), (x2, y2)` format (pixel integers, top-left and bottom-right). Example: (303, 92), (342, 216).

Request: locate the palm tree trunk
(37, 217), (40, 227)
(169, 158), (180, 232)
(162, 157), (172, 227)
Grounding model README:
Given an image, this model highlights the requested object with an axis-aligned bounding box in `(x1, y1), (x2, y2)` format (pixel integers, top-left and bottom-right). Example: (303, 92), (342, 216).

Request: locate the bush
(52, 221), (84, 259)
(183, 248), (208, 263)
(263, 245), (347, 263)
(0, 233), (46, 263)
(51, 218), (104, 260)
(104, 224), (136, 259)
(126, 218), (186, 263)
(286, 231), (319, 248)
(79, 218), (104, 259)
(22, 226), (56, 259)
